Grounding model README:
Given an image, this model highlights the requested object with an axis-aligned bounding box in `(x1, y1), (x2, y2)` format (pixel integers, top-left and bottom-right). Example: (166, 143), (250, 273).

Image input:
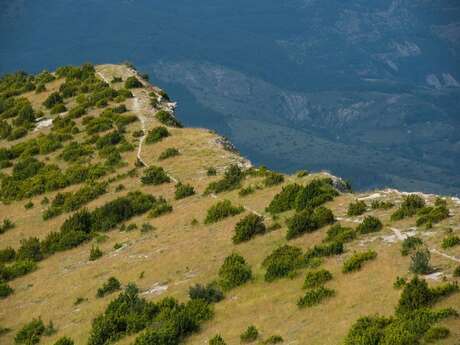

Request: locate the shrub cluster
(205, 164), (244, 195)
(401, 236), (423, 256)
(189, 283), (224, 303)
(89, 246), (103, 261)
(124, 76), (143, 88)
(391, 194), (425, 221)
(262, 245), (304, 282)
(304, 241), (344, 260)
(174, 182), (195, 200)
(410, 248), (432, 274)
(155, 110), (183, 127)
(347, 200), (367, 216)
(303, 269), (333, 289)
(286, 206), (334, 240)
(218, 253), (252, 290)
(204, 200), (244, 224)
(441, 234), (460, 249)
(371, 200), (394, 210)
(232, 213), (266, 244)
(0, 247), (16, 263)
(43, 182), (107, 220)
(323, 223), (356, 243)
(158, 147), (179, 160)
(342, 250), (377, 273)
(263, 172), (284, 187)
(14, 318), (55, 345)
(96, 277), (121, 298)
(0, 260), (37, 282)
(266, 179), (338, 214)
(0, 218), (15, 234)
(416, 205), (449, 228)
(240, 325), (259, 343)
(356, 216), (383, 234)
(0, 282), (13, 299)
(297, 286), (335, 308)
(141, 166), (170, 185)
(149, 197), (172, 218)
(209, 335), (227, 345)
(145, 126), (170, 144)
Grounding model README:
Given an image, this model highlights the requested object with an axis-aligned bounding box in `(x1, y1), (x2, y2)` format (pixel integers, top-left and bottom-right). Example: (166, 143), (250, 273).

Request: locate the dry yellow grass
(0, 64), (459, 345)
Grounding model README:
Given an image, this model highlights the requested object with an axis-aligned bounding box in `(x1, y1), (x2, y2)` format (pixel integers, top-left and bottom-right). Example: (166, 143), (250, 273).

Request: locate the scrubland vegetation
(0, 63), (458, 345)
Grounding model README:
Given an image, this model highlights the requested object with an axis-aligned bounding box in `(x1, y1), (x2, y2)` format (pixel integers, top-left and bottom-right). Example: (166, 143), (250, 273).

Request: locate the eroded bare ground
(0, 64), (459, 345)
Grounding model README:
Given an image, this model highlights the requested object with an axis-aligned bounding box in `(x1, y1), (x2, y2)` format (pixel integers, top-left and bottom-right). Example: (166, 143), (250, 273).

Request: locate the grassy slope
(0, 64), (459, 345)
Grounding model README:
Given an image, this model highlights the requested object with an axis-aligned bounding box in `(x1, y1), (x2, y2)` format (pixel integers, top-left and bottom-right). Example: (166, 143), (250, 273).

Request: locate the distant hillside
(0, 63), (459, 345)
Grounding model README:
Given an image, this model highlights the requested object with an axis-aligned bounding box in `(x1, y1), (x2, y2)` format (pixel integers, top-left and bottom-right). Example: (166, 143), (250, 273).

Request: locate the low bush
(233, 214), (266, 244)
(158, 147), (179, 160)
(239, 186), (255, 197)
(189, 283), (224, 303)
(174, 182), (195, 200)
(0, 247), (16, 263)
(391, 194), (425, 221)
(50, 103), (67, 114)
(356, 216), (383, 234)
(347, 200), (367, 216)
(263, 172), (284, 187)
(441, 235), (460, 249)
(297, 286), (335, 308)
(43, 92), (63, 108)
(342, 250), (377, 273)
(423, 326), (450, 343)
(263, 335), (284, 344)
(96, 277), (121, 298)
(294, 178), (339, 211)
(218, 253), (252, 290)
(0, 260), (37, 282)
(371, 200), (394, 210)
(89, 246), (103, 261)
(323, 224), (356, 243)
(0, 282), (13, 299)
(17, 237), (43, 262)
(149, 197), (172, 218)
(205, 164), (244, 195)
(0, 218), (15, 234)
(209, 335), (227, 345)
(410, 248), (432, 275)
(240, 325), (258, 343)
(204, 200), (244, 224)
(53, 337), (75, 345)
(286, 209), (317, 240)
(141, 166), (170, 185)
(155, 110), (182, 127)
(124, 76), (143, 88)
(416, 205), (449, 228)
(145, 126), (170, 144)
(263, 245), (304, 282)
(304, 241), (343, 260)
(393, 276), (407, 289)
(14, 318), (46, 345)
(206, 167), (217, 176)
(401, 236), (423, 256)
(454, 265), (460, 277)
(303, 269), (333, 289)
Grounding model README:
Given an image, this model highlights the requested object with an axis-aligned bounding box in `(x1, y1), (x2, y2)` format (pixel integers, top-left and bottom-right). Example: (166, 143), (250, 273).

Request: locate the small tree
(232, 213), (266, 244)
(141, 166), (170, 185)
(218, 253), (252, 290)
(409, 248), (431, 274)
(347, 200), (367, 216)
(356, 216), (383, 234)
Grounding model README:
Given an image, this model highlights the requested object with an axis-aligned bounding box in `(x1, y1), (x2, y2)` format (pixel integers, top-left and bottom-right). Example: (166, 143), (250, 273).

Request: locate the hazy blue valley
(1, 0), (460, 194)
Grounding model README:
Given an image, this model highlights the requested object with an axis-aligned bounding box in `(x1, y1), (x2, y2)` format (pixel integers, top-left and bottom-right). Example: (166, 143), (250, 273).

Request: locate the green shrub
(441, 235), (460, 249)
(149, 197), (172, 218)
(297, 170), (309, 177)
(145, 126), (170, 144)
(53, 337), (75, 345)
(356, 216), (383, 234)
(263, 335), (284, 344)
(416, 205), (449, 227)
(323, 224), (356, 243)
(312, 206), (335, 227)
(124, 76), (143, 88)
(232, 213), (266, 244)
(204, 200), (244, 224)
(391, 194), (425, 221)
(423, 326), (450, 343)
(50, 103), (67, 114)
(189, 283), (224, 303)
(0, 260), (37, 282)
(206, 167), (217, 176)
(0, 247), (16, 263)
(263, 172), (284, 187)
(294, 178), (339, 211)
(0, 282), (13, 299)
(239, 186), (255, 197)
(297, 286), (335, 308)
(174, 182), (195, 199)
(454, 265), (460, 277)
(0, 218), (15, 234)
(343, 315), (392, 345)
(347, 200), (367, 216)
(14, 318), (45, 345)
(304, 241), (343, 260)
(155, 110), (182, 127)
(371, 200), (394, 210)
(286, 209), (318, 240)
(265, 184), (299, 214)
(205, 164), (244, 194)
(303, 269), (333, 289)
(342, 250), (377, 273)
(17, 237), (43, 262)
(240, 325), (258, 343)
(89, 246), (103, 261)
(393, 276), (407, 289)
(409, 248), (432, 275)
(209, 335), (227, 345)
(401, 236), (423, 256)
(96, 277), (121, 297)
(43, 92), (63, 108)
(218, 253), (252, 290)
(158, 147), (179, 160)
(141, 166), (170, 185)
(263, 245), (304, 282)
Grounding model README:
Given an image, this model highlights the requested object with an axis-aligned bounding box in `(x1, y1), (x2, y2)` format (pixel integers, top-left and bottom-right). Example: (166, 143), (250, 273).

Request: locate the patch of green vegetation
(232, 213), (266, 244)
(96, 277), (121, 298)
(401, 236), (423, 256)
(174, 182), (195, 200)
(297, 287), (335, 308)
(124, 76), (143, 88)
(323, 223), (356, 243)
(89, 246), (103, 261)
(263, 245), (304, 282)
(304, 241), (343, 260)
(303, 269), (333, 289)
(441, 235), (460, 249)
(0, 218), (15, 234)
(391, 194), (425, 221)
(204, 200), (244, 224)
(158, 147), (179, 160)
(189, 283), (224, 303)
(140, 166), (170, 185)
(218, 253), (252, 290)
(205, 164), (244, 195)
(416, 204), (449, 228)
(0, 282), (13, 299)
(155, 110), (182, 128)
(342, 250), (377, 273)
(240, 325), (259, 343)
(356, 216), (383, 234)
(209, 335), (227, 345)
(410, 248), (432, 274)
(14, 318), (55, 345)
(145, 126), (170, 144)
(149, 197), (173, 218)
(286, 206), (334, 240)
(371, 200), (394, 210)
(347, 200), (367, 216)
(263, 172), (284, 187)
